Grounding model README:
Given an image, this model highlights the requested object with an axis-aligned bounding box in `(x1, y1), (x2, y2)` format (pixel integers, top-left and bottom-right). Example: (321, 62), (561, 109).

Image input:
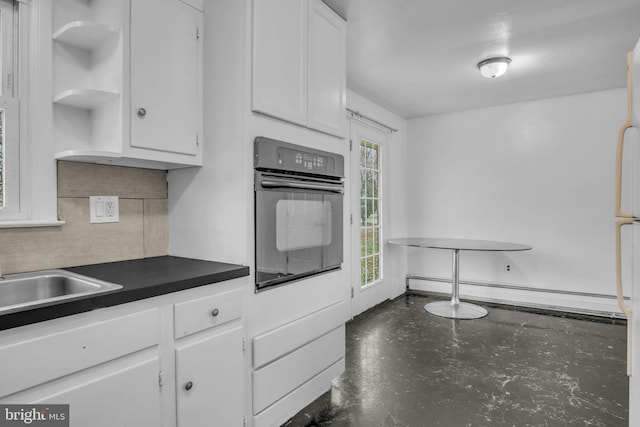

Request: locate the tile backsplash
(0, 161), (169, 275)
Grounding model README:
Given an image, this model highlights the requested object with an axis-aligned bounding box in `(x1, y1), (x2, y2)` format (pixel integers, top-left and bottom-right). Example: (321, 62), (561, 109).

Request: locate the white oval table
(388, 238), (532, 319)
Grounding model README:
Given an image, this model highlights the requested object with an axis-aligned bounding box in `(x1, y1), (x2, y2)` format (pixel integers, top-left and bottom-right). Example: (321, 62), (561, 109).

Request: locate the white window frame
(0, 0), (62, 227)
(0, 0), (20, 214)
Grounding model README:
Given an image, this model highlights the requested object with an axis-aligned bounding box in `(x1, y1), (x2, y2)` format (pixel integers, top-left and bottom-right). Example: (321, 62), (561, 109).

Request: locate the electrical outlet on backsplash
(0, 162), (169, 275)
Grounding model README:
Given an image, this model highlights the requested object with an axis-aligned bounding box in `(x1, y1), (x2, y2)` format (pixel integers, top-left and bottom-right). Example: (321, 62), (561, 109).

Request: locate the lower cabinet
(23, 357), (162, 427)
(176, 326), (244, 427)
(0, 279), (246, 427)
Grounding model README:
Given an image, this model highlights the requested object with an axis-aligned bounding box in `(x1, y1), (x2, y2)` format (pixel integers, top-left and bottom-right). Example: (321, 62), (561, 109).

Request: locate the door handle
(615, 52), (635, 218)
(615, 218), (634, 376)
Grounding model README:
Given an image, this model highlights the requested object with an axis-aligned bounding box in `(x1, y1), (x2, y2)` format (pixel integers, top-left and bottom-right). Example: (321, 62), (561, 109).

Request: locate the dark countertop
(0, 256), (250, 331)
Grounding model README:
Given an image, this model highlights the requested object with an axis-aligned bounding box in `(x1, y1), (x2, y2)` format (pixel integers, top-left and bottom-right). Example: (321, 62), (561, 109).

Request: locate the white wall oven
(254, 137), (345, 291)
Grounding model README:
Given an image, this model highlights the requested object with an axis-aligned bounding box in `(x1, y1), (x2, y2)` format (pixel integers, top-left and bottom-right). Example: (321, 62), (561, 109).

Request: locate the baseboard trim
(406, 275), (627, 320)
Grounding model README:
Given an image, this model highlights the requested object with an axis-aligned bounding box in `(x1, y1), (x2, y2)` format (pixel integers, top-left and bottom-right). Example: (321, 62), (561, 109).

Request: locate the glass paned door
(351, 120), (389, 317)
(359, 139), (381, 286)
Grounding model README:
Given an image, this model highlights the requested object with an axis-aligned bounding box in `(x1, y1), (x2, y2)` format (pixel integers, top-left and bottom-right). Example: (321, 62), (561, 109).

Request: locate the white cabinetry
(307, 0), (347, 137)
(251, 301), (346, 427)
(0, 280), (246, 427)
(252, 0), (346, 138)
(52, 0), (203, 170)
(176, 327), (244, 427)
(173, 288), (245, 427)
(0, 308), (162, 427)
(252, 0), (307, 127)
(14, 357), (162, 427)
(130, 0), (202, 158)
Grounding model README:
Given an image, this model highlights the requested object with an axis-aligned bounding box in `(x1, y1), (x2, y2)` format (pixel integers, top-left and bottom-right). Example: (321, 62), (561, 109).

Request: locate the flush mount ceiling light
(477, 57), (511, 78)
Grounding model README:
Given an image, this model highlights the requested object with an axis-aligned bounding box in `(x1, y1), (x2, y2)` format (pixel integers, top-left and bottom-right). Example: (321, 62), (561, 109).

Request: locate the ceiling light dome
(477, 57), (511, 78)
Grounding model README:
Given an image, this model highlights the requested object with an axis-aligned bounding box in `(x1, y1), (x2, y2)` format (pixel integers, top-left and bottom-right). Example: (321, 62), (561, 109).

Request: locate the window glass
(0, 108), (4, 207)
(359, 138), (382, 286)
(0, 0), (17, 214)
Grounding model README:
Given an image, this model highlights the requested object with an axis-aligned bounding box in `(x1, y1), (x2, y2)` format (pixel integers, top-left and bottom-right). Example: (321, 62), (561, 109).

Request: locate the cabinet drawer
(253, 300), (345, 369)
(252, 325), (345, 415)
(174, 288), (243, 338)
(0, 308), (160, 398)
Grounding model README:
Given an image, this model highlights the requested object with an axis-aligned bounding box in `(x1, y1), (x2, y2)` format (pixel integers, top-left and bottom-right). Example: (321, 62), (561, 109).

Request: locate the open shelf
(54, 149), (123, 161)
(51, 0), (202, 170)
(53, 21), (119, 51)
(53, 88), (120, 110)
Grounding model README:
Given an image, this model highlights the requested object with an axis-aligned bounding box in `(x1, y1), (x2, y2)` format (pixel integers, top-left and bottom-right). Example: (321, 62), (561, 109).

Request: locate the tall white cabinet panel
(130, 0), (201, 157)
(251, 0), (346, 138)
(307, 0), (346, 137)
(175, 326), (244, 427)
(252, 0), (308, 127)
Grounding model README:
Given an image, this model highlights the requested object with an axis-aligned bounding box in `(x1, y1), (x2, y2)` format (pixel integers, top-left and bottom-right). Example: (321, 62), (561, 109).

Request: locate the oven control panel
(278, 147), (335, 174)
(254, 136), (344, 178)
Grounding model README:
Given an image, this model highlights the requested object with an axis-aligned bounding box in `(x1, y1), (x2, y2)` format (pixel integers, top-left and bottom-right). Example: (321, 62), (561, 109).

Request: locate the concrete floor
(284, 294), (628, 426)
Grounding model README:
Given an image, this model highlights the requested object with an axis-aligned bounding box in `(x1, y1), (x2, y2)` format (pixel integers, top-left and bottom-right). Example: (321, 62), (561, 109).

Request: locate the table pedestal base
(423, 248), (488, 319)
(424, 301), (488, 319)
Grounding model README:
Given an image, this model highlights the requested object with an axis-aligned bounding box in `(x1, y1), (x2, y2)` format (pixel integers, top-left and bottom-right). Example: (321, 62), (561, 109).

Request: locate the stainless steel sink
(0, 270), (122, 315)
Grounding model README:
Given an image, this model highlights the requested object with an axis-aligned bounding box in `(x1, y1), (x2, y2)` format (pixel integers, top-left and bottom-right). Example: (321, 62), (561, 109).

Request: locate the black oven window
(276, 199), (333, 251)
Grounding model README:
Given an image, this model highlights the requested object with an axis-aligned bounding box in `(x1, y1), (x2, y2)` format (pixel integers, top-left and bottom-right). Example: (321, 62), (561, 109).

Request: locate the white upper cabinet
(130, 0), (201, 158)
(307, 0), (346, 137)
(52, 0), (203, 170)
(252, 0), (308, 127)
(252, 0), (346, 138)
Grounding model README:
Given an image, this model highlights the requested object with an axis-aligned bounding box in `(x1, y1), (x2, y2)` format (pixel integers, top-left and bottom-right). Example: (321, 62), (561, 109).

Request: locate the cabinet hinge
(350, 213), (353, 225)
(158, 370), (164, 388)
(6, 73), (12, 91)
(196, 133), (200, 147)
(349, 139), (352, 151)
(196, 26), (200, 40)
(242, 337), (246, 353)
(351, 287), (354, 298)
(243, 418), (247, 427)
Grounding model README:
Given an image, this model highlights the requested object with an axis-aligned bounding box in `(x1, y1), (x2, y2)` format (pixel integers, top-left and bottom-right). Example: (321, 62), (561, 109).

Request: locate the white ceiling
(323, 0), (640, 119)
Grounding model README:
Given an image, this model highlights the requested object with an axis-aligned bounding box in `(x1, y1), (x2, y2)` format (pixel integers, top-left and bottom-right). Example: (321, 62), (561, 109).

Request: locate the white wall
(406, 88), (626, 314)
(168, 0), (248, 266)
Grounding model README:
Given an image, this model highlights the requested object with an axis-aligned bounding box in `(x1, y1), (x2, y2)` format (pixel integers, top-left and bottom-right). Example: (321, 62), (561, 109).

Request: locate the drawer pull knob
(185, 381), (194, 391)
(137, 107), (147, 118)
(211, 308), (220, 317)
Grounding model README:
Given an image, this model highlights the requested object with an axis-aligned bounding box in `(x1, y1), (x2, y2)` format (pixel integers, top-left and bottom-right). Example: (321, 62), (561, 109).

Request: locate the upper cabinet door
(307, 0), (346, 138)
(130, 0), (202, 157)
(252, 0), (309, 127)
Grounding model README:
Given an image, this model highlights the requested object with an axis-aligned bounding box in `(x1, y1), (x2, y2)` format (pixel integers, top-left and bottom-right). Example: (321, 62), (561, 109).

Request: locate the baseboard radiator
(405, 275), (627, 319)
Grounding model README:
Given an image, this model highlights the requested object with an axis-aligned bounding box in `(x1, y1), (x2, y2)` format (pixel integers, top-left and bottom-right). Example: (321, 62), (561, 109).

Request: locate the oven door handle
(260, 180), (344, 194)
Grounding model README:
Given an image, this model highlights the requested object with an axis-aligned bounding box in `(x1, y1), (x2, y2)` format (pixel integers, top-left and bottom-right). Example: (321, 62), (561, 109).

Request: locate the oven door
(255, 171), (344, 291)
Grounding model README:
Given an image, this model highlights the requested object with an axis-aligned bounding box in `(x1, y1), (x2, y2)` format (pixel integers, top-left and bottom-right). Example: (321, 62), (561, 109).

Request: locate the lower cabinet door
(23, 356), (161, 427)
(175, 326), (244, 427)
